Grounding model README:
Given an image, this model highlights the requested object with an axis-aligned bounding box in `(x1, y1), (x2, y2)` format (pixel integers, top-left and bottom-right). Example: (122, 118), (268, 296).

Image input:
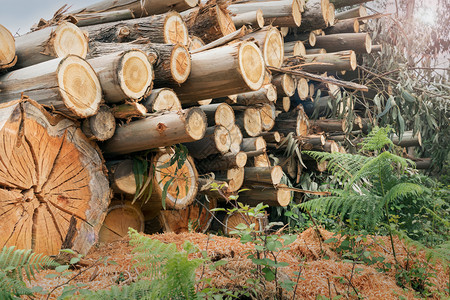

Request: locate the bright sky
(1, 0), (93, 36)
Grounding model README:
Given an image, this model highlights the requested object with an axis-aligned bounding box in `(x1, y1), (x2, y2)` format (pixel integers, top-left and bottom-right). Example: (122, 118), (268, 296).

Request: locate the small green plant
(0, 246), (57, 299)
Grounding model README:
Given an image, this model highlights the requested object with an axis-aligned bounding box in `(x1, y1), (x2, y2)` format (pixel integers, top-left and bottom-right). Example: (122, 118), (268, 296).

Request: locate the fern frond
(0, 271), (34, 298)
(0, 246), (57, 282)
(360, 126), (394, 152)
(383, 182), (425, 205)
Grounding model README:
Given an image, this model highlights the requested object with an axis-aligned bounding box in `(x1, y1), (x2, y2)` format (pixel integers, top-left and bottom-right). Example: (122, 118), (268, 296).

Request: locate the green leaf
(262, 267), (276, 281)
(161, 177), (175, 209)
(69, 257), (80, 265)
(55, 265), (70, 273)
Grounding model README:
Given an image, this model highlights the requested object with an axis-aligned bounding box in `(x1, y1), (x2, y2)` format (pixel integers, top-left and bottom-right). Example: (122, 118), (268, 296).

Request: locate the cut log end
(98, 201), (145, 243)
(0, 24), (16, 68)
(0, 100), (110, 255)
(82, 105), (116, 141)
(154, 152), (198, 210)
(57, 55), (102, 118)
(215, 103), (235, 129)
(227, 167), (245, 192)
(239, 41), (265, 91)
(165, 12), (189, 45)
(297, 77), (309, 100)
(214, 125), (233, 154)
(171, 45), (191, 84)
(235, 151), (248, 168)
(264, 27), (284, 68)
(217, 6), (237, 38)
(259, 103), (276, 131)
(294, 41), (306, 56)
(145, 88), (182, 112)
(189, 36), (205, 51)
(119, 50), (154, 99)
(277, 188), (292, 206)
(244, 107), (263, 137)
(292, 0), (303, 26)
(256, 9), (265, 28)
(365, 33), (372, 53)
(53, 22), (89, 60)
(327, 3), (336, 26)
(186, 107), (208, 140)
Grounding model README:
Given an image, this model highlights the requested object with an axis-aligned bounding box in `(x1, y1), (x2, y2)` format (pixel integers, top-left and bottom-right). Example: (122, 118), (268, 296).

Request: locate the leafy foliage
(75, 228), (203, 300)
(0, 246), (56, 298)
(300, 127), (425, 232)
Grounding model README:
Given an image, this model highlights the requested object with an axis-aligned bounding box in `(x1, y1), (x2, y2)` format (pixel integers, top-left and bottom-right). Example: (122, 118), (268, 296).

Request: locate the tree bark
(238, 186), (292, 206)
(196, 151), (247, 173)
(102, 108), (207, 156)
(0, 55), (102, 118)
(184, 125), (231, 159)
(88, 50), (154, 103)
(284, 50), (357, 73)
(240, 26), (284, 68)
(232, 9), (265, 29)
(111, 101), (147, 119)
(276, 96), (291, 112)
(141, 88), (182, 112)
(272, 74), (296, 97)
(14, 22), (88, 69)
(229, 0), (302, 27)
(313, 33), (372, 54)
(298, 0), (329, 31)
(0, 24), (16, 70)
(325, 18), (360, 34)
(83, 11), (189, 45)
(183, 3), (236, 44)
(273, 106), (309, 136)
(244, 166), (283, 185)
(81, 105), (116, 141)
(70, 0), (198, 19)
(215, 167), (245, 192)
(236, 84), (277, 105)
(0, 99), (110, 255)
(391, 131), (422, 147)
(305, 48), (327, 55)
(329, 0), (373, 9)
(172, 41), (265, 103)
(335, 5), (367, 20)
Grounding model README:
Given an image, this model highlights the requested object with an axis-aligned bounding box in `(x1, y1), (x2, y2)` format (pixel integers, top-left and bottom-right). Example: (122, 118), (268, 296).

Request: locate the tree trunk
(89, 42), (191, 87)
(0, 24), (16, 70)
(98, 201), (145, 243)
(276, 96), (291, 112)
(236, 84), (277, 105)
(240, 26), (284, 68)
(260, 131), (282, 143)
(158, 196), (217, 233)
(70, 0), (198, 16)
(235, 107), (263, 137)
(305, 48), (327, 55)
(171, 41), (265, 103)
(391, 131), (422, 147)
(298, 0), (329, 31)
(232, 9), (265, 29)
(325, 18), (360, 34)
(88, 50), (153, 103)
(199, 103), (235, 129)
(313, 33), (372, 54)
(102, 108), (207, 156)
(329, 0), (373, 9)
(238, 186), (292, 206)
(141, 88), (182, 112)
(241, 136), (266, 152)
(184, 125), (231, 159)
(285, 31), (316, 47)
(229, 0), (302, 27)
(0, 55), (102, 118)
(0, 100), (110, 255)
(310, 118), (360, 132)
(14, 22), (88, 69)
(285, 50), (357, 73)
(183, 3), (236, 44)
(259, 103), (276, 131)
(244, 166), (283, 185)
(83, 11), (189, 45)
(71, 9), (135, 27)
(111, 101), (147, 119)
(81, 105), (116, 141)
(335, 5), (367, 20)
(196, 151), (247, 173)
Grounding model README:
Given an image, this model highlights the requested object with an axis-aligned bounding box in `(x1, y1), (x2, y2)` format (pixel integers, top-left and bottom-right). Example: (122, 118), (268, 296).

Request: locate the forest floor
(29, 227), (448, 299)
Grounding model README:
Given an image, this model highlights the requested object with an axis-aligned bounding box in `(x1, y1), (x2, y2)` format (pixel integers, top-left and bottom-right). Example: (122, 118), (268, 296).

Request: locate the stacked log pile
(0, 0), (421, 255)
